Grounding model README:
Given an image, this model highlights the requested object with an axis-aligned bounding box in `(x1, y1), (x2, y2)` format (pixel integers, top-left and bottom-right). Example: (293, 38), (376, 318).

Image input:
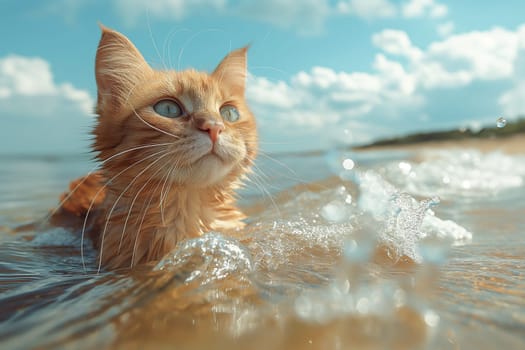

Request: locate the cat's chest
(102, 191), (216, 235)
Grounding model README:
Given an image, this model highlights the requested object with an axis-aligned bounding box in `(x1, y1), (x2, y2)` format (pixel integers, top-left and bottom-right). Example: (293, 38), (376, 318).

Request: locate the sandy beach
(357, 134), (525, 155)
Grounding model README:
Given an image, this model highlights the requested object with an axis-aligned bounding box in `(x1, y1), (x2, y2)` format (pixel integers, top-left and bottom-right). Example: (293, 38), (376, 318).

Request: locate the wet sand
(357, 134), (525, 154)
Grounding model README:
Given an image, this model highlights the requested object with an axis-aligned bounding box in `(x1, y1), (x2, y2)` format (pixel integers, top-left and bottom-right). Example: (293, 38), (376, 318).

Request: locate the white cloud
(114, 0), (330, 35)
(372, 29), (423, 60)
(430, 3), (448, 18)
(437, 21), (455, 37)
(402, 0), (448, 18)
(373, 26), (520, 88)
(0, 87), (10, 98)
(247, 24), (525, 151)
(336, 0), (397, 19)
(247, 75), (299, 109)
(499, 25), (525, 117)
(34, 0), (90, 24)
(112, 0), (448, 35)
(37, 0), (452, 37)
(426, 27), (517, 82)
(238, 0), (331, 35)
(0, 55), (94, 116)
(0, 56), (57, 95)
(499, 83), (525, 117)
(246, 53), (423, 151)
(114, 0), (227, 24)
(0, 55), (95, 154)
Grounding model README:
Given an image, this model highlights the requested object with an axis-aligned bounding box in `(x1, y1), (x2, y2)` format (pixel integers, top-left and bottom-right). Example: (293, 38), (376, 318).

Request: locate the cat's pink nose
(198, 120), (224, 143)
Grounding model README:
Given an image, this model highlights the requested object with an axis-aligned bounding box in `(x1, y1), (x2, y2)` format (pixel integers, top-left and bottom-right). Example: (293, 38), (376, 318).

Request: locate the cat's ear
(212, 47), (248, 96)
(95, 25), (152, 113)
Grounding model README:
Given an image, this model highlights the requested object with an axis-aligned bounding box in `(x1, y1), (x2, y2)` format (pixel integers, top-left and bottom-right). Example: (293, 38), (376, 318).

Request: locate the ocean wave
(382, 149), (525, 198)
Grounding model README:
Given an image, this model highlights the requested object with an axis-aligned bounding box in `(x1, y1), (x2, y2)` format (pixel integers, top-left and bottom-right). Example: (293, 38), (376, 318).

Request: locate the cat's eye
(153, 100), (183, 118)
(220, 105), (240, 122)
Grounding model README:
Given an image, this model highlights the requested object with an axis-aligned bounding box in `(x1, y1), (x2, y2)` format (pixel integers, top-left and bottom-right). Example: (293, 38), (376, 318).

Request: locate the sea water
(0, 146), (524, 349)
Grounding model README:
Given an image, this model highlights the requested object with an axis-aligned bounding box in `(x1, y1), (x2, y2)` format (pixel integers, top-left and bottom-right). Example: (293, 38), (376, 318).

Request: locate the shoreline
(354, 134), (525, 155)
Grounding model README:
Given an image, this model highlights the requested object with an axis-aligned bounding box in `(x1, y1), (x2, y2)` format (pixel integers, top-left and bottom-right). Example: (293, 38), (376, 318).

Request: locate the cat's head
(93, 26), (257, 188)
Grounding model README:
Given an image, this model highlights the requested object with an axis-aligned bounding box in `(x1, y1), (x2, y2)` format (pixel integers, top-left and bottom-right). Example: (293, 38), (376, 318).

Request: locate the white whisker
(159, 156), (181, 225)
(48, 142), (172, 223)
(129, 175), (160, 268)
(146, 9), (166, 70)
(176, 28), (225, 71)
(258, 152), (299, 176)
(80, 148), (168, 272)
(247, 172), (281, 218)
(131, 109), (180, 139)
(256, 151), (321, 188)
(97, 150), (174, 273)
(117, 152), (175, 254)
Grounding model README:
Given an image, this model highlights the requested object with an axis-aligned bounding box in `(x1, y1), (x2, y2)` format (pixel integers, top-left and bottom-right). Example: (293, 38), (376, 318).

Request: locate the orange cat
(52, 26), (257, 270)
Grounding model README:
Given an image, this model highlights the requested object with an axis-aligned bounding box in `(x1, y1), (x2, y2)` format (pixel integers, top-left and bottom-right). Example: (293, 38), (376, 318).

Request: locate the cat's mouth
(203, 151), (223, 162)
(203, 143), (228, 163)
(184, 135), (242, 170)
(189, 146), (225, 167)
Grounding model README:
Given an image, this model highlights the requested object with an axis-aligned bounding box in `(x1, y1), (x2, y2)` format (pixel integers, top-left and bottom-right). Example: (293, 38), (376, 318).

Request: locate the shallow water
(0, 146), (524, 349)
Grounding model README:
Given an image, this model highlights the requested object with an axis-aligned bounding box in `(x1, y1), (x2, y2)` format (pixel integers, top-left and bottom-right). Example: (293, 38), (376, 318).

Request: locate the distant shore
(355, 133), (525, 154)
(354, 118), (525, 154)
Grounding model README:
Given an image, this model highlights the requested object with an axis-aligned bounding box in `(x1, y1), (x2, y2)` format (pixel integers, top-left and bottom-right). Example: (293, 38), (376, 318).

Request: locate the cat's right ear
(95, 25), (152, 113)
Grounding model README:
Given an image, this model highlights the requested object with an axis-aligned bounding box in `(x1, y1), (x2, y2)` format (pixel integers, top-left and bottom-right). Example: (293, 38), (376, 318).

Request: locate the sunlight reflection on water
(0, 147), (524, 349)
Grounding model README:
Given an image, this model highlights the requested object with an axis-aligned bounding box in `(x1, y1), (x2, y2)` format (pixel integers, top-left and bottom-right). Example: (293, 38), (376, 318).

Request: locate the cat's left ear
(212, 47), (248, 96)
(95, 25), (153, 113)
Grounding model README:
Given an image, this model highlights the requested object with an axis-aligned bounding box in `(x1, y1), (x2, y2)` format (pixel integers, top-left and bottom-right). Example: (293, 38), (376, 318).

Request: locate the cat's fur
(52, 26), (257, 270)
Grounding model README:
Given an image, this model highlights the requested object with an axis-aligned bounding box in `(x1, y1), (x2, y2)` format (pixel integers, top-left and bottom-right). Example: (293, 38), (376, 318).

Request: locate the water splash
(381, 193), (439, 261)
(356, 170), (470, 262)
(155, 233), (253, 285)
(246, 219), (350, 281)
(421, 215), (472, 245)
(383, 150), (525, 198)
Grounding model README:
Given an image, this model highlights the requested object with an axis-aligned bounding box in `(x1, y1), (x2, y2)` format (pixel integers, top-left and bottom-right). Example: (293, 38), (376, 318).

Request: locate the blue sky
(1, 0), (525, 154)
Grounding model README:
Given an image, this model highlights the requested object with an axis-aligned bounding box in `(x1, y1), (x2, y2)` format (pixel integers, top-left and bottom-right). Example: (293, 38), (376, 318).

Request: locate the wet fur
(52, 26), (257, 270)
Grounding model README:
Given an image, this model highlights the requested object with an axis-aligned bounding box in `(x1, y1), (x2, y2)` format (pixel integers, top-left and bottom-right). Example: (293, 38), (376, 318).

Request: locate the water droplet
(325, 150), (356, 174)
(320, 200), (348, 223)
(340, 279), (350, 293)
(424, 310), (440, 327)
(342, 158), (355, 170)
(345, 194), (353, 204)
(496, 117), (507, 128)
(461, 180), (471, 189)
(393, 289), (406, 308)
(398, 161), (412, 175)
(294, 295), (313, 319)
(356, 297), (370, 314)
